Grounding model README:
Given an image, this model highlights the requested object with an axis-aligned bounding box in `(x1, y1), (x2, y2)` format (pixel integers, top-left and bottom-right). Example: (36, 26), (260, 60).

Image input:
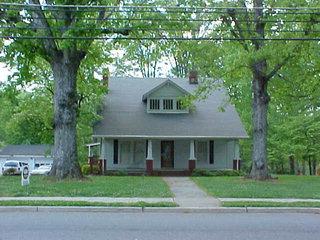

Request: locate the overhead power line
(1, 5), (320, 15)
(3, 15), (319, 24)
(1, 26), (319, 34)
(0, 35), (319, 41)
(1, 2), (320, 11)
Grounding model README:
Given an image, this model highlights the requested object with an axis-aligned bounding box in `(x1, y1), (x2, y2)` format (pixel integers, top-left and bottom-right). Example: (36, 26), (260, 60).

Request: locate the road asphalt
(0, 212), (319, 240)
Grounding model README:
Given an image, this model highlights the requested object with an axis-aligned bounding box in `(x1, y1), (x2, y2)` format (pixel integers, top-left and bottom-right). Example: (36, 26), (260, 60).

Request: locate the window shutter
(209, 140), (214, 164)
(113, 139), (118, 164)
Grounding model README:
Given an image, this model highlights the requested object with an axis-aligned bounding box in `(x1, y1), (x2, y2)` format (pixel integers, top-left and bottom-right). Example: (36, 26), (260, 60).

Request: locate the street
(0, 212), (319, 240)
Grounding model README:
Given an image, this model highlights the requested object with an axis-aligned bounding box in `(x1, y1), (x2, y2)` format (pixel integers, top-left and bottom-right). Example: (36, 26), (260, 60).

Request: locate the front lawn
(192, 175), (320, 199)
(0, 176), (173, 197)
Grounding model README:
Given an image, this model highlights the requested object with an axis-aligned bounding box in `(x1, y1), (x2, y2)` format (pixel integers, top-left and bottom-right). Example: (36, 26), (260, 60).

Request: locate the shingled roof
(93, 77), (248, 139)
(0, 144), (53, 156)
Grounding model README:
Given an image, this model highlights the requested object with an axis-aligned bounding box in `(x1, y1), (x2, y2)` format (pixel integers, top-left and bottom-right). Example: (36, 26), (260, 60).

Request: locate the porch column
(146, 140), (153, 175)
(189, 140), (196, 172)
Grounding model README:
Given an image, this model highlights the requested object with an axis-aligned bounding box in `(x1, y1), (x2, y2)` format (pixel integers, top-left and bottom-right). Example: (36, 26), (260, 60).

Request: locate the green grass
(222, 201), (320, 208)
(0, 200), (177, 207)
(0, 175), (173, 197)
(192, 175), (320, 199)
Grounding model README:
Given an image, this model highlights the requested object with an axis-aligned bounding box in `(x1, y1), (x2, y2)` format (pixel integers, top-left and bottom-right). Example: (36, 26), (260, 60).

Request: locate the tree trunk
(49, 52), (83, 179)
(248, 0), (270, 180)
(308, 155), (312, 175)
(302, 158), (306, 175)
(249, 60), (270, 180)
(312, 158), (317, 176)
(289, 155), (295, 175)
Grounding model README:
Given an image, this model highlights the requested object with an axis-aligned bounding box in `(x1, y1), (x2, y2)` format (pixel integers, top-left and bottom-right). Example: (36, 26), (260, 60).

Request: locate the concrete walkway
(163, 177), (221, 207)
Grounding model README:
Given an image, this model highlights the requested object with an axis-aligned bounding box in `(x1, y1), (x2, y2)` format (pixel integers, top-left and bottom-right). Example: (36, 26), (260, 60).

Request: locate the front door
(161, 141), (174, 169)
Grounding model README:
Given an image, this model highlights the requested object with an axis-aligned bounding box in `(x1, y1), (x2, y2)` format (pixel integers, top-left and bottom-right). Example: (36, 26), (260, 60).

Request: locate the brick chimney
(188, 70), (198, 84)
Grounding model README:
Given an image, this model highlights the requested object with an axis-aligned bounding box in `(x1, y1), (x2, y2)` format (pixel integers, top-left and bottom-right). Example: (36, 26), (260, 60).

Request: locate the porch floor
(106, 169), (192, 176)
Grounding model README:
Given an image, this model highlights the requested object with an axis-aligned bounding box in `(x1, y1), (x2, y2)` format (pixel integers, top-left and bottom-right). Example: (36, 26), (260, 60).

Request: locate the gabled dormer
(142, 79), (190, 114)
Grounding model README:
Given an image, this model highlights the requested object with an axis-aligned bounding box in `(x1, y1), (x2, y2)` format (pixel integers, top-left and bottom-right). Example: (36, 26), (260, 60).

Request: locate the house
(92, 74), (248, 175)
(0, 144), (53, 174)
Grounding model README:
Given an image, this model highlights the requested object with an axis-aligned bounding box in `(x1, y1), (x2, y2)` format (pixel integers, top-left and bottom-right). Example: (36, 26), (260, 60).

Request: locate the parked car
(2, 161), (25, 175)
(30, 165), (51, 175)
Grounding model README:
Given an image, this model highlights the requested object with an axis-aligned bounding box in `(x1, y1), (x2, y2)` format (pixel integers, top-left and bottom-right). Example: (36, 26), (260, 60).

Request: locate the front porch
(89, 138), (241, 176)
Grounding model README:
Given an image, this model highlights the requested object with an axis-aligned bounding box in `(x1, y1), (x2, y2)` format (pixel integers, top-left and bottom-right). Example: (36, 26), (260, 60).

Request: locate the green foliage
(3, 168), (18, 176)
(81, 164), (91, 175)
(192, 169), (244, 177)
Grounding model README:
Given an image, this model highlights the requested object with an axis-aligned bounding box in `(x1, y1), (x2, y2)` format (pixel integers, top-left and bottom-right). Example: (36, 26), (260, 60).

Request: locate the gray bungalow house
(92, 74), (248, 175)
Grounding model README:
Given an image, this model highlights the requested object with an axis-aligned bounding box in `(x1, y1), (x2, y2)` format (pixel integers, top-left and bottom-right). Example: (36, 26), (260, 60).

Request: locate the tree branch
(222, 8), (249, 51)
(29, 0), (59, 60)
(266, 55), (292, 80)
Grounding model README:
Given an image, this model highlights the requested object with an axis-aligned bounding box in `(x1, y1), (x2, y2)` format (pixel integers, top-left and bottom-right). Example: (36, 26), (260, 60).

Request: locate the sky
(0, 56), (173, 85)
(0, 63), (10, 83)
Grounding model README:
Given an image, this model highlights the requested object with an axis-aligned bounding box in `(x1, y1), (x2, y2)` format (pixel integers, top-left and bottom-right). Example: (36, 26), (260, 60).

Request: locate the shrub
(107, 170), (128, 176)
(192, 169), (244, 177)
(3, 168), (17, 176)
(81, 164), (91, 175)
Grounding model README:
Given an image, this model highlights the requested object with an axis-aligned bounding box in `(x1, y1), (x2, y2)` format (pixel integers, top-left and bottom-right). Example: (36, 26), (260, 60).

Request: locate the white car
(31, 165), (52, 175)
(2, 161), (25, 175)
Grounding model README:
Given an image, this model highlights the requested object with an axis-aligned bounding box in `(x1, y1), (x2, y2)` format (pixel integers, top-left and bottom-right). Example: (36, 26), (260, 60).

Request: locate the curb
(0, 206), (319, 214)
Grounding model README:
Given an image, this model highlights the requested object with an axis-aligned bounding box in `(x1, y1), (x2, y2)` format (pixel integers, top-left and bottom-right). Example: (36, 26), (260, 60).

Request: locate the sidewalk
(220, 198), (320, 203)
(163, 177), (221, 207)
(0, 196), (174, 204)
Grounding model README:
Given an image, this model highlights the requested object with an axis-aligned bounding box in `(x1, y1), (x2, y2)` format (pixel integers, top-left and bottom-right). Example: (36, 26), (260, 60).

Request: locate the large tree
(0, 0), (130, 179)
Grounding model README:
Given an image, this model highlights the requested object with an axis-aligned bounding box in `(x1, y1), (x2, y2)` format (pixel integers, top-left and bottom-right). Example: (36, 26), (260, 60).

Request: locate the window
(209, 140), (214, 164)
(196, 141), (208, 164)
(149, 99), (160, 110)
(176, 100), (183, 110)
(113, 139), (118, 164)
(147, 97), (189, 113)
(163, 99), (173, 110)
(120, 141), (131, 165)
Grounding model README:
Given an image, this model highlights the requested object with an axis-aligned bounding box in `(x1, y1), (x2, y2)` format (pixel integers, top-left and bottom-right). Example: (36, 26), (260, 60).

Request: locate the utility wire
(2, 15), (319, 23)
(1, 6), (320, 15)
(1, 2), (320, 11)
(0, 35), (319, 41)
(1, 26), (319, 34)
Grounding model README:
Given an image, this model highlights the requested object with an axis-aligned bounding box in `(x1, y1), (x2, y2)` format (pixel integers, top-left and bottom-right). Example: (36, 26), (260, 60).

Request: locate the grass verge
(0, 200), (177, 207)
(0, 175), (173, 197)
(222, 201), (320, 208)
(192, 175), (320, 198)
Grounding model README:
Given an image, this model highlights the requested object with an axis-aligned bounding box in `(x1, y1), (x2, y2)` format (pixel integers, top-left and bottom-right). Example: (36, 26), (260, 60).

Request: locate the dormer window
(176, 100), (183, 110)
(143, 79), (190, 114)
(163, 99), (173, 110)
(150, 99), (160, 110)
(147, 98), (188, 113)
